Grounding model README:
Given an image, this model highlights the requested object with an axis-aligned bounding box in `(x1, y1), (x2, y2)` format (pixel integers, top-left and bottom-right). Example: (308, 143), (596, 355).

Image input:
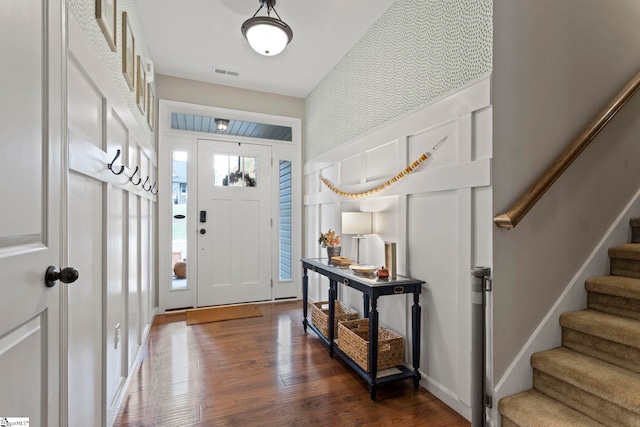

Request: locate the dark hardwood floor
(114, 300), (470, 426)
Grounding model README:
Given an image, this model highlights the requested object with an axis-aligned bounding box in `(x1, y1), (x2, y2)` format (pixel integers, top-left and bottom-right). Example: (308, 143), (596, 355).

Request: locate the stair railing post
(471, 266), (492, 426)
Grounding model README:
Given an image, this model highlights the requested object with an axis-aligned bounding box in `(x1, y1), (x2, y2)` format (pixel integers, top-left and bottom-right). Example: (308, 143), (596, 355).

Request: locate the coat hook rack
(107, 149), (125, 175)
(106, 150), (158, 196)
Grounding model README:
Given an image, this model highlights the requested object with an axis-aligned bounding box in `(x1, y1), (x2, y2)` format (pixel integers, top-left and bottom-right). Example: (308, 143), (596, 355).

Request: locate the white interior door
(197, 140), (272, 306)
(0, 0), (64, 425)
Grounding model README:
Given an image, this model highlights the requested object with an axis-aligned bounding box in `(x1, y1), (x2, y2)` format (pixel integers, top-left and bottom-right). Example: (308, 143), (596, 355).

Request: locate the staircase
(498, 218), (640, 426)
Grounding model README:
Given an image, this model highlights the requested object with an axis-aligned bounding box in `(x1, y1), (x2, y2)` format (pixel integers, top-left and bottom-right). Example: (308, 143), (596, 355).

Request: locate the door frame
(158, 100), (302, 312)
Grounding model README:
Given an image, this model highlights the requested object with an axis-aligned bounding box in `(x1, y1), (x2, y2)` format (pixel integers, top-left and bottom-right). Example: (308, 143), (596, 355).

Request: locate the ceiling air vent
(212, 67), (240, 77)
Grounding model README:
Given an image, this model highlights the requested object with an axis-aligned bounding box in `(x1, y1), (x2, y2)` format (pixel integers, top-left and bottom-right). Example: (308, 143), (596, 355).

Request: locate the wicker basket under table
(310, 300), (358, 339)
(337, 318), (404, 372)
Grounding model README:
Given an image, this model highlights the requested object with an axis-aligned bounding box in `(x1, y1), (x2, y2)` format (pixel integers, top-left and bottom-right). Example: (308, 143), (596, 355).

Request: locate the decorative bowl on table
(348, 264), (378, 275)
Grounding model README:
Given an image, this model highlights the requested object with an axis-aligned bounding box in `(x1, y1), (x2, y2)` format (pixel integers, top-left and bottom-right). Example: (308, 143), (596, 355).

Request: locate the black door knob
(199, 228), (206, 234)
(45, 266), (79, 288)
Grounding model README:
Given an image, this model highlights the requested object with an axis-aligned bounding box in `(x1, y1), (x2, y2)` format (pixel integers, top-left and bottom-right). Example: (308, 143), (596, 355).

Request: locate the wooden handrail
(494, 70), (640, 229)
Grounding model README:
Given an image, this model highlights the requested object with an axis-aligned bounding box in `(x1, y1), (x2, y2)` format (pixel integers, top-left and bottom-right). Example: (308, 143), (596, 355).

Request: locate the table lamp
(341, 212), (372, 264)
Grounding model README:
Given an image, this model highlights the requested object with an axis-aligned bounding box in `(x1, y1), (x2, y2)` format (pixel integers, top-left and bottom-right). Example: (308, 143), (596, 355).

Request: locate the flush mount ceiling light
(241, 0), (293, 56)
(215, 118), (229, 132)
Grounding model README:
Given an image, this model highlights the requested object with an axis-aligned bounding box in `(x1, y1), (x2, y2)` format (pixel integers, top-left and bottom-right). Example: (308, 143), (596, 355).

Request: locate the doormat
(186, 304), (263, 325)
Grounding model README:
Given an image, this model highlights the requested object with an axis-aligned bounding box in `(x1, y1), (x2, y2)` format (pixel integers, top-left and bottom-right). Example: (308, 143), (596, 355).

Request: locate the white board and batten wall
(304, 77), (493, 420)
(66, 14), (157, 426)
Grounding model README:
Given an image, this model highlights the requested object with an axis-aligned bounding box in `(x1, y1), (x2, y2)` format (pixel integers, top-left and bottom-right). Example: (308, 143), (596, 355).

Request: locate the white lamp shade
(245, 21), (289, 56)
(341, 212), (372, 236)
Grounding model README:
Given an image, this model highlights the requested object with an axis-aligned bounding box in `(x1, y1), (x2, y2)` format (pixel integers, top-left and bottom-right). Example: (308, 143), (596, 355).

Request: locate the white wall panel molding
(68, 15), (156, 161)
(69, 136), (157, 202)
(67, 0), (155, 144)
(303, 77), (492, 421)
(67, 11), (157, 427)
(304, 159), (491, 206)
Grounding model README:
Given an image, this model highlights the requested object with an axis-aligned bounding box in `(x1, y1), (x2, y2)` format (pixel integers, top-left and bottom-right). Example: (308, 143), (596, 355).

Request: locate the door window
(214, 154), (257, 187)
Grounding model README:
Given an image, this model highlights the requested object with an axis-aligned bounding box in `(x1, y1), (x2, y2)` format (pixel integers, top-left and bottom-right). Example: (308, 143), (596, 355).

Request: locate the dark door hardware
(45, 266), (79, 288)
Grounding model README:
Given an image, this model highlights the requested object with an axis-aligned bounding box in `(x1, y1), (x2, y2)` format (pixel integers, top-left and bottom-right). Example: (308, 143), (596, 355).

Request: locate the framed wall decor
(96, 0), (117, 51)
(136, 55), (146, 114)
(147, 83), (155, 131)
(122, 11), (135, 91)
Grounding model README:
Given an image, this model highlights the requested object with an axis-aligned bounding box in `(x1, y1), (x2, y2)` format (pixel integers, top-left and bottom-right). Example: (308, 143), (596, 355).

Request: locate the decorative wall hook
(150, 182), (158, 195)
(107, 149), (125, 175)
(129, 166), (142, 185)
(141, 176), (152, 191)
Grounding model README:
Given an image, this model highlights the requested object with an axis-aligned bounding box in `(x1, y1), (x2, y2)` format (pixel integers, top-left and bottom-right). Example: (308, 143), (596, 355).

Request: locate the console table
(301, 258), (424, 400)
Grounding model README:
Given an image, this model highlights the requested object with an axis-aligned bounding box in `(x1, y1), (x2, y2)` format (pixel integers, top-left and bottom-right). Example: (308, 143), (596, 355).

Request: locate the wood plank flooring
(114, 300), (470, 426)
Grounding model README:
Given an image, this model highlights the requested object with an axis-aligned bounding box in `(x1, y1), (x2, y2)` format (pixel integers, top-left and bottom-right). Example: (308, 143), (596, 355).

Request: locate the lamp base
(352, 235), (366, 264)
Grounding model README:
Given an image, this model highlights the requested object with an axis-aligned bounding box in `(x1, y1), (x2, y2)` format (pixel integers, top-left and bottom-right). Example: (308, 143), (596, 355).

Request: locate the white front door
(0, 0), (64, 425)
(197, 140), (272, 306)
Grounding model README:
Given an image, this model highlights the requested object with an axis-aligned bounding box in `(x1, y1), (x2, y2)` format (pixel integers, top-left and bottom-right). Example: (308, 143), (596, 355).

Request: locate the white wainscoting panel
(105, 185), (126, 413)
(366, 141), (399, 182)
(304, 77), (492, 420)
(67, 13), (157, 426)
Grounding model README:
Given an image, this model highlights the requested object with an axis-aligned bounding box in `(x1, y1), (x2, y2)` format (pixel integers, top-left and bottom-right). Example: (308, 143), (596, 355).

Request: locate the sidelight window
(279, 160), (292, 280)
(171, 151), (188, 290)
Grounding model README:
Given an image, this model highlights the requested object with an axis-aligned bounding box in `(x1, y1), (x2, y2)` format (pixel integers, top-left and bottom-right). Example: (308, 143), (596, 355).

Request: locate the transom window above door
(171, 113), (292, 141)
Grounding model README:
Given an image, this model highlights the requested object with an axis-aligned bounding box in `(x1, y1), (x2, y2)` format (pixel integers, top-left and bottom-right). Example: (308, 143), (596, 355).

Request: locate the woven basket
(337, 318), (404, 372)
(310, 300), (358, 339)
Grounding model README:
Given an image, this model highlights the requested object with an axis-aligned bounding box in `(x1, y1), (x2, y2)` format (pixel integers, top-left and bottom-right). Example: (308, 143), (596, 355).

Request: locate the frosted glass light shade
(342, 212), (373, 236)
(215, 119), (228, 132)
(242, 16), (293, 56)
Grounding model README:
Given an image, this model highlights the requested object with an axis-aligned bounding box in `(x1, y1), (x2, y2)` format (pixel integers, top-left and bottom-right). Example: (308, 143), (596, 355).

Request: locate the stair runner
(499, 218), (640, 426)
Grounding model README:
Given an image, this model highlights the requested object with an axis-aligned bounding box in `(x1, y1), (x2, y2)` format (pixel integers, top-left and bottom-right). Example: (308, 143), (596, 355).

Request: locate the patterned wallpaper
(68, 0), (155, 144)
(304, 0), (492, 161)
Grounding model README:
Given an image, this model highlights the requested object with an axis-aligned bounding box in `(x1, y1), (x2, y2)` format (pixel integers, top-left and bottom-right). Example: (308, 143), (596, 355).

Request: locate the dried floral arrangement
(318, 229), (341, 248)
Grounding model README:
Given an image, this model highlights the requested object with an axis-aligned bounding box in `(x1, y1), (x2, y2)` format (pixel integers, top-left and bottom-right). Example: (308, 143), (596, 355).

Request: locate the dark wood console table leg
(363, 294), (370, 318)
(368, 296), (379, 400)
(412, 291), (421, 389)
(328, 279), (337, 357)
(302, 267), (309, 332)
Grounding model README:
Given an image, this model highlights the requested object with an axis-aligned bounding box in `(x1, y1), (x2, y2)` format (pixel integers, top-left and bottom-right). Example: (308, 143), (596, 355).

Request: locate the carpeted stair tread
(498, 389), (605, 427)
(499, 222), (640, 426)
(560, 309), (640, 349)
(586, 276), (640, 301)
(531, 347), (640, 413)
(609, 243), (640, 260)
(609, 245), (640, 279)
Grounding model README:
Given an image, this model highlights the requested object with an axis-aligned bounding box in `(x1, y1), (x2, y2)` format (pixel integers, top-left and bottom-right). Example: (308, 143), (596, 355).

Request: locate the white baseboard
(421, 372), (472, 421)
(108, 309), (157, 427)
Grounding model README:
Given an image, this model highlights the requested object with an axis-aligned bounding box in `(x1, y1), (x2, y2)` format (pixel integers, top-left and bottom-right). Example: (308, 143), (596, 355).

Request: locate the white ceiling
(135, 0), (397, 98)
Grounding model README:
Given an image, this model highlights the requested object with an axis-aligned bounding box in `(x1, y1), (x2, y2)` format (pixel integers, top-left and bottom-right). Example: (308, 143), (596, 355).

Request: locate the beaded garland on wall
(320, 136), (448, 199)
